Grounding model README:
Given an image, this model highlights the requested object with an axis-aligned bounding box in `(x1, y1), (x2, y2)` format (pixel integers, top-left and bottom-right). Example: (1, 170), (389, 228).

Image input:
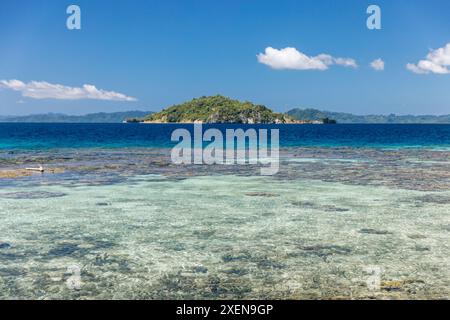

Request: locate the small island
(126, 95), (336, 124)
(131, 95), (293, 124)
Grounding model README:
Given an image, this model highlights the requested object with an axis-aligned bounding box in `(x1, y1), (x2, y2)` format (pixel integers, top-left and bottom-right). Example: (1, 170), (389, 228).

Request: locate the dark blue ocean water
(0, 123), (449, 150)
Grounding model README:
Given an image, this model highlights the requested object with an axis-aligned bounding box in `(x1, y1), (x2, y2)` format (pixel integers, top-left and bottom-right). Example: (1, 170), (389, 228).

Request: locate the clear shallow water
(1, 174), (449, 299)
(0, 124), (449, 299)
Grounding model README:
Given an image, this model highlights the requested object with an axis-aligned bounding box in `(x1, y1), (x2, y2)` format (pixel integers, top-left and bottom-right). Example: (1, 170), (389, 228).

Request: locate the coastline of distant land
(0, 111), (153, 123)
(1, 98), (449, 124)
(286, 108), (450, 124)
(129, 95), (449, 124)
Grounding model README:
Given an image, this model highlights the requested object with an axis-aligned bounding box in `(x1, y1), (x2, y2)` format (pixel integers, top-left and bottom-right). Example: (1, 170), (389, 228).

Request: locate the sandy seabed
(0, 147), (449, 299)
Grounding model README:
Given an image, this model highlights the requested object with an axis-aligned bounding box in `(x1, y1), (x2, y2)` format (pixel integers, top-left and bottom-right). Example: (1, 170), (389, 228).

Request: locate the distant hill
(138, 95), (293, 124)
(0, 111), (152, 123)
(2, 105), (448, 124)
(287, 108), (450, 124)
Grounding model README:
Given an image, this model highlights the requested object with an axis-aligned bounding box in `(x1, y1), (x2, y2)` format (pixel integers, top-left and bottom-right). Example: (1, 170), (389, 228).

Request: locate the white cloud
(370, 58), (385, 71)
(257, 47), (358, 71)
(334, 57), (358, 68)
(407, 43), (450, 74)
(0, 80), (137, 101)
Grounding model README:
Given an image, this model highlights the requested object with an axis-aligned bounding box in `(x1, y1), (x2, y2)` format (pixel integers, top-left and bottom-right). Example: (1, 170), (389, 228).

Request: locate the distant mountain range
(1, 105), (449, 124)
(286, 108), (450, 124)
(0, 111), (152, 123)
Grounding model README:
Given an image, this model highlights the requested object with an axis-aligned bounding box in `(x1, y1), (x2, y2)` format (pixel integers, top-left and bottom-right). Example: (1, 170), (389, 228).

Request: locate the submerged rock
(1, 191), (66, 199)
(414, 194), (450, 205)
(193, 266), (208, 274)
(359, 228), (393, 235)
(255, 257), (286, 270)
(291, 202), (349, 212)
(165, 243), (185, 251)
(95, 202), (110, 206)
(0, 251), (24, 261)
(291, 201), (315, 208)
(48, 243), (80, 257)
(245, 192), (279, 197)
(222, 252), (252, 263)
(94, 253), (110, 265)
(0, 242), (11, 249)
(222, 268), (249, 276)
(299, 245), (352, 256)
(193, 229), (216, 239)
(414, 245), (430, 252)
(323, 205), (350, 212)
(407, 234), (427, 240)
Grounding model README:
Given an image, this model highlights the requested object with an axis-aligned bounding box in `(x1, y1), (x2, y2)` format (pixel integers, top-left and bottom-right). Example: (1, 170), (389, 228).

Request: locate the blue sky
(0, 0), (449, 115)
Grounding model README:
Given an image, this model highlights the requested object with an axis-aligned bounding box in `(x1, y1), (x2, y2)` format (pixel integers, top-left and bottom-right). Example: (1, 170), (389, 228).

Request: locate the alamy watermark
(66, 4), (381, 31)
(365, 265), (383, 291)
(367, 5), (381, 30)
(66, 265), (82, 290)
(66, 4), (381, 30)
(171, 124), (279, 176)
(66, 5), (81, 30)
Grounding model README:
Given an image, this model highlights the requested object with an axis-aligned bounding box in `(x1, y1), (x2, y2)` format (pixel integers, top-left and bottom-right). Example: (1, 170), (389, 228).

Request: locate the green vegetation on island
(138, 95), (293, 124)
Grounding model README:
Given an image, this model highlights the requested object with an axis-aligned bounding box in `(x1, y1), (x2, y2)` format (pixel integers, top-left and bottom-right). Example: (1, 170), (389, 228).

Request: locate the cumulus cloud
(370, 58), (385, 71)
(333, 57), (358, 68)
(257, 47), (358, 71)
(0, 80), (137, 101)
(407, 43), (450, 74)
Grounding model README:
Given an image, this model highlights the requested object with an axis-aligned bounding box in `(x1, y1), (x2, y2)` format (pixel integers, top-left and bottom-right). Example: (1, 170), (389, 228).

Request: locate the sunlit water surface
(0, 123), (449, 299)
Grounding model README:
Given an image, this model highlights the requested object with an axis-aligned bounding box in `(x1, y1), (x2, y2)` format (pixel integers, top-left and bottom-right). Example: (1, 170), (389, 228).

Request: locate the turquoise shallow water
(0, 123), (449, 299)
(1, 146), (449, 299)
(1, 175), (449, 299)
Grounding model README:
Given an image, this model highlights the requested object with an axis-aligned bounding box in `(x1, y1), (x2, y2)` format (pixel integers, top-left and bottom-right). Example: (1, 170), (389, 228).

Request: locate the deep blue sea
(0, 123), (449, 150)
